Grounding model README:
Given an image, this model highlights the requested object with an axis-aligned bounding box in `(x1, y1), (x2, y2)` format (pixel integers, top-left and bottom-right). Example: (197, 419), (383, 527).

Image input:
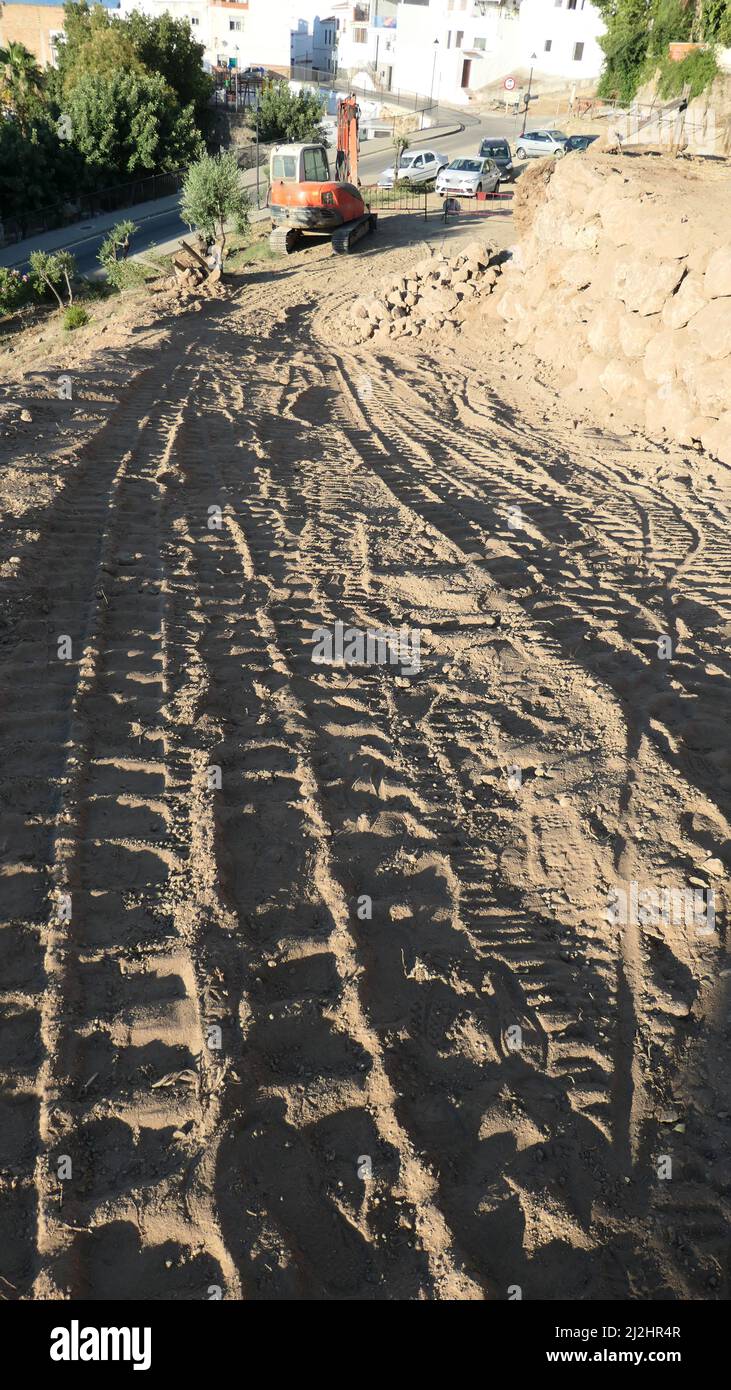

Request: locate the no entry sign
(504, 76), (516, 90)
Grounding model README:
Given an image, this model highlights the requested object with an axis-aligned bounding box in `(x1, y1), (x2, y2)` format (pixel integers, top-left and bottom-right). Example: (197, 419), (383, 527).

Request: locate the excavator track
(332, 213), (377, 256)
(269, 227), (304, 255)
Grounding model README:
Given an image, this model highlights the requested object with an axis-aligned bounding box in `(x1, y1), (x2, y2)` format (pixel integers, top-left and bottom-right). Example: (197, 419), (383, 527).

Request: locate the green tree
(254, 81), (326, 144)
(595, 0), (731, 101)
(67, 68), (203, 178)
(29, 249), (77, 308)
(595, 0), (654, 101)
(181, 152), (250, 266)
(0, 114), (87, 228)
(0, 40), (44, 134)
(124, 12), (213, 122)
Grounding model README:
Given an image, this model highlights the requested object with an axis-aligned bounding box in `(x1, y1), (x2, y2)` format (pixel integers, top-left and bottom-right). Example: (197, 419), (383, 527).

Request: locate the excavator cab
(267, 96), (377, 255)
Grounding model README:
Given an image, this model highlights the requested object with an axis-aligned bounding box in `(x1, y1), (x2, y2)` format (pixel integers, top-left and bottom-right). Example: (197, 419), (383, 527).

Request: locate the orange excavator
(268, 94), (377, 255)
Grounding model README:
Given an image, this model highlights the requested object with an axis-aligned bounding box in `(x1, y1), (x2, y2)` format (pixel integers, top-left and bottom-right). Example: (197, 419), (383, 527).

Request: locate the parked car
(514, 129), (569, 160)
(435, 156), (502, 197)
(377, 149), (449, 188)
(559, 133), (600, 155)
(478, 137), (515, 181)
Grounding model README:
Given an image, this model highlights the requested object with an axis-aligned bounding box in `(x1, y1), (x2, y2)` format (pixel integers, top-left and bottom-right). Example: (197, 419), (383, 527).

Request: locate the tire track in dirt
(2, 227), (729, 1299)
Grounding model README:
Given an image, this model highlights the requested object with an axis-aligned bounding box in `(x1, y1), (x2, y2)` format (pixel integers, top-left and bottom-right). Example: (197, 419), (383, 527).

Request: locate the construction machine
(268, 94), (377, 255)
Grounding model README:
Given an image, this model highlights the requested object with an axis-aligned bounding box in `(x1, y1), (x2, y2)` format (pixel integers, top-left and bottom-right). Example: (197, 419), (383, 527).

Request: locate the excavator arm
(335, 95), (360, 186)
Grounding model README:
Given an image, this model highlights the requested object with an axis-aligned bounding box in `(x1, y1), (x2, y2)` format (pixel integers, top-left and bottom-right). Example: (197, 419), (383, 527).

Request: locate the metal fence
(0, 169), (186, 249)
(362, 184), (430, 218)
(0, 148), (270, 250)
(288, 64), (434, 114)
(441, 188), (514, 221)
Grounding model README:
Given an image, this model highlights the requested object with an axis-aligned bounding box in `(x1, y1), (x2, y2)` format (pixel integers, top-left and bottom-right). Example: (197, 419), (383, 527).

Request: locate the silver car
(435, 156), (501, 197)
(377, 149), (449, 188)
(514, 129), (569, 160)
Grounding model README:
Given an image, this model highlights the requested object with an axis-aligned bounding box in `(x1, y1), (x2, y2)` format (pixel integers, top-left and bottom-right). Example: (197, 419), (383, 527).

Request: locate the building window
(191, 16), (199, 24)
(573, 40), (584, 60)
(473, 36), (486, 51)
(544, 39), (552, 51)
(353, 3), (370, 20)
(554, 0), (562, 6)
(455, 30), (463, 47)
(567, 0), (577, 8)
(352, 26), (367, 42)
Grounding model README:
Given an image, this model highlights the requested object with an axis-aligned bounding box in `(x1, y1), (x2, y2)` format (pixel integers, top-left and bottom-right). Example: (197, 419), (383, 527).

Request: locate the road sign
(504, 76), (516, 91)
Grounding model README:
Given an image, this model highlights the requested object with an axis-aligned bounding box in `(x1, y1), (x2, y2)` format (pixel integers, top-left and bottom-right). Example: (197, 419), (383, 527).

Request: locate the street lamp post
(520, 53), (537, 135)
(522, 53), (539, 136)
(429, 38), (439, 119)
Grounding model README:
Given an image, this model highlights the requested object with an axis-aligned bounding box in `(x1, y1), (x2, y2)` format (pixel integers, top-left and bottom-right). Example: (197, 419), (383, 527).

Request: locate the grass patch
(62, 304), (90, 331)
(225, 233), (284, 271)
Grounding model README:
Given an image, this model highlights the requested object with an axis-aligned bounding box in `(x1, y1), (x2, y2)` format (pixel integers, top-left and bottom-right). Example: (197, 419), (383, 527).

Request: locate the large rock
(645, 386), (696, 445)
(587, 301), (623, 357)
(661, 272), (707, 330)
(619, 311), (659, 359)
(687, 297), (731, 360)
(612, 255), (686, 315)
(600, 357), (642, 402)
(682, 357), (731, 416)
(643, 327), (680, 386)
(704, 242), (731, 299)
(560, 251), (595, 290)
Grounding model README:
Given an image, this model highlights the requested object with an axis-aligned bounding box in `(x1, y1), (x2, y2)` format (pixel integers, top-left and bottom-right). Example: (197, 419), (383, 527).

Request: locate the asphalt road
(14, 107), (548, 277)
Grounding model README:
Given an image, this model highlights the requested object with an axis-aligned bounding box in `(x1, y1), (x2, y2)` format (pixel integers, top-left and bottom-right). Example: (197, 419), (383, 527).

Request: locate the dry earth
(0, 202), (730, 1302)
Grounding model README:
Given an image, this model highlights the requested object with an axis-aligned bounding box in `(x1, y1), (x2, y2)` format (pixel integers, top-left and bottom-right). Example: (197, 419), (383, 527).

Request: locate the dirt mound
(349, 237), (503, 344)
(509, 157), (558, 235)
(490, 152), (731, 462)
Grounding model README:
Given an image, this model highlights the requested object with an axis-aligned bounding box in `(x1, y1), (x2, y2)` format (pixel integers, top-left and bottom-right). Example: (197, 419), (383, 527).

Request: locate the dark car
(478, 137), (515, 181)
(561, 134), (599, 155)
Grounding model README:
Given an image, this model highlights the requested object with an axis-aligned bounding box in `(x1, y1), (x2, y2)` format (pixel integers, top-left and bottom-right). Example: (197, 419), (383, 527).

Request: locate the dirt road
(1, 215), (729, 1301)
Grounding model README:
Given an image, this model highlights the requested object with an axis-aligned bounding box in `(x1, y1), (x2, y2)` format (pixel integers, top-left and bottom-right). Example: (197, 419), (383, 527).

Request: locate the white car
(377, 149), (449, 188)
(435, 156), (501, 198)
(514, 129), (569, 160)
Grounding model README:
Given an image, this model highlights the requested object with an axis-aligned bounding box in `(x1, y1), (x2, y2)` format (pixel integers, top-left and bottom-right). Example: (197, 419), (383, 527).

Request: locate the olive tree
(181, 152), (250, 269)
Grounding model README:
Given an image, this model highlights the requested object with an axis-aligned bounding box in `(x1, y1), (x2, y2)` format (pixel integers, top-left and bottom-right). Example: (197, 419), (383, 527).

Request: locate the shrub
(0, 266), (33, 316)
(62, 303), (89, 330)
(98, 219), (146, 289)
(657, 46), (719, 100)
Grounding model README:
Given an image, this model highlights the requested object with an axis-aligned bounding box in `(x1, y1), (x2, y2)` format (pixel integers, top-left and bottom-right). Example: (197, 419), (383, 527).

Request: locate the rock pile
(490, 153), (731, 464)
(349, 238), (503, 343)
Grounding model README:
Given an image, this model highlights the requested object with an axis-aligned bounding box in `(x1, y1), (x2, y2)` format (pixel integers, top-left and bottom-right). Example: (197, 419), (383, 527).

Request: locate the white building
(391, 0), (604, 104)
(327, 1), (398, 88)
(118, 0), (335, 73)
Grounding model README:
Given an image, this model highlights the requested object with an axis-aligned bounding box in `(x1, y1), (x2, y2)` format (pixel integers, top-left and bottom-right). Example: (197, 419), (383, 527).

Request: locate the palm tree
(0, 40), (43, 134)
